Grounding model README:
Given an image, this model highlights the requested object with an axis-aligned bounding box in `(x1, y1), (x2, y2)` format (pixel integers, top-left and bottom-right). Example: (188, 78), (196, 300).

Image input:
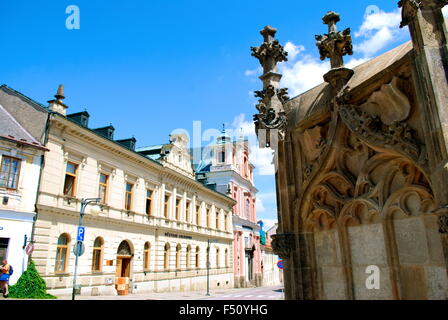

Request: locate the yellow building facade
(32, 88), (235, 296)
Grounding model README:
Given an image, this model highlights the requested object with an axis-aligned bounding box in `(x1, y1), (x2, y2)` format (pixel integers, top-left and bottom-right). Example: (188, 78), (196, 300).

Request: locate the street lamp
(72, 198), (100, 301)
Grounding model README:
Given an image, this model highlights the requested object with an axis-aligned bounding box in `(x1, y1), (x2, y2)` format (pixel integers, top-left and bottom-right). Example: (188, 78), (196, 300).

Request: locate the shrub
(9, 260), (56, 299)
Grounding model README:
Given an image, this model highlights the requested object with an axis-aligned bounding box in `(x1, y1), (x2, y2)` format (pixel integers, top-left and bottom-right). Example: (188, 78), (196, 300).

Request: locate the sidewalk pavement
(55, 285), (284, 300)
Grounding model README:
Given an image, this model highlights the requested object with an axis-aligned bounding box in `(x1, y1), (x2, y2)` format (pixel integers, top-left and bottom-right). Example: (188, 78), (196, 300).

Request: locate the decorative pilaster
(398, 1), (448, 234)
(315, 12), (354, 90)
(251, 26), (289, 148)
(48, 85), (68, 116)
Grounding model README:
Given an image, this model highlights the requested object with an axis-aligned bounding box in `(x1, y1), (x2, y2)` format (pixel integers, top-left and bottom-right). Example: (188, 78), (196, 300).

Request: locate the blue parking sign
(77, 226), (85, 242)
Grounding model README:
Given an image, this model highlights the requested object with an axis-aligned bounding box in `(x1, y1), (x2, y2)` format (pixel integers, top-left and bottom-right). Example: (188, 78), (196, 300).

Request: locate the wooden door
(115, 258), (122, 277)
(121, 258), (131, 277)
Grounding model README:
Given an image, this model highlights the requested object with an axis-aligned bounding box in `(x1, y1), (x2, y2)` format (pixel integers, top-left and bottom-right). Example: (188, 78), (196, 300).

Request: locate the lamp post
(206, 239), (210, 296)
(72, 198), (100, 301)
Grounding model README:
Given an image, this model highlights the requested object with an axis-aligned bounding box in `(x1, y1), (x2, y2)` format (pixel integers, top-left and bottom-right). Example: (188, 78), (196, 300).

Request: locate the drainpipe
(29, 112), (53, 265)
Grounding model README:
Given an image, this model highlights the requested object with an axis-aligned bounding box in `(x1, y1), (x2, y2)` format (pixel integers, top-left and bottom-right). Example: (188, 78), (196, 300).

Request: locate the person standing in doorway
(0, 260), (13, 298)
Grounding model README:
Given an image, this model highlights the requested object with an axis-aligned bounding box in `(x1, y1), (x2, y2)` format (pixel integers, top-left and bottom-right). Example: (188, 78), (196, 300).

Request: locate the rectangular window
(176, 198), (181, 220)
(125, 183), (133, 211)
(0, 238), (9, 262)
(98, 173), (108, 204)
(186, 201), (191, 222)
(0, 156), (21, 190)
(146, 190), (153, 216)
(63, 162), (77, 196)
(206, 208), (210, 228)
(216, 212), (219, 230)
(164, 195), (170, 218)
(196, 205), (200, 225)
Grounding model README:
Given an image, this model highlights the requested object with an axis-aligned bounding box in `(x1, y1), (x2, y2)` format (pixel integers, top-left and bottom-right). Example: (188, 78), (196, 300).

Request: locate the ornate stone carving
(251, 34), (288, 72)
(339, 104), (424, 165)
(399, 0), (448, 28)
(251, 26), (290, 147)
(301, 130), (434, 232)
(361, 77), (411, 125)
(315, 11), (353, 69)
(271, 233), (297, 259)
(253, 85), (288, 140)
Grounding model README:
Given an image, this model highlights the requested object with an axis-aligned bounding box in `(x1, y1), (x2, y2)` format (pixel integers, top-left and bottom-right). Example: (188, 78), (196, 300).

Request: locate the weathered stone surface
(394, 218), (429, 264)
(251, 3), (448, 300)
(314, 230), (341, 266)
(348, 224), (388, 266)
(425, 266), (448, 299)
(320, 266), (346, 300)
(399, 266), (428, 300)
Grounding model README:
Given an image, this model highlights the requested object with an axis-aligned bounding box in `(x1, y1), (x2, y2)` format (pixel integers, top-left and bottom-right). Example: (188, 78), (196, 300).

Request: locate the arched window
(186, 245), (191, 269)
(245, 199), (250, 219)
(92, 237), (104, 272)
(144, 242), (151, 270)
(176, 244), (182, 269)
(164, 243), (170, 270)
(195, 246), (200, 268)
(216, 248), (220, 268)
(55, 233), (70, 273)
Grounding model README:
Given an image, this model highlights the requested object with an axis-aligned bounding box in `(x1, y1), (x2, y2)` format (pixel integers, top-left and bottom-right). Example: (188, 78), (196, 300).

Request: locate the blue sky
(0, 0), (420, 229)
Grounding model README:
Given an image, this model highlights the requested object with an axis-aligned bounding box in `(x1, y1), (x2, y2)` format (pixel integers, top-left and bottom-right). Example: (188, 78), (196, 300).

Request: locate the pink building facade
(195, 130), (262, 287)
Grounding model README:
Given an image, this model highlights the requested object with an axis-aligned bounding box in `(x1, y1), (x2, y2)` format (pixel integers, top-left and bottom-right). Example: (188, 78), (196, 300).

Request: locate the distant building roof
(0, 104), (47, 150)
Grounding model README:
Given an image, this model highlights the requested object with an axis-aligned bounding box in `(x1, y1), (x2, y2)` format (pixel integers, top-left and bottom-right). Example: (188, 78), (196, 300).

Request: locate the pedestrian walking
(0, 259), (13, 298)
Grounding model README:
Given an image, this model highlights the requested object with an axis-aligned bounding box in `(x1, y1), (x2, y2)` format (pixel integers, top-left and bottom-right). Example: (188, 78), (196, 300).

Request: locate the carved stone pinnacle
(323, 11), (341, 33)
(260, 25), (277, 43)
(315, 11), (353, 69)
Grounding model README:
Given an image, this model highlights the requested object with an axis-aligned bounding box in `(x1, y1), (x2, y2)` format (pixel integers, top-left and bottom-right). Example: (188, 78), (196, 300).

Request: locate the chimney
(48, 85), (68, 116)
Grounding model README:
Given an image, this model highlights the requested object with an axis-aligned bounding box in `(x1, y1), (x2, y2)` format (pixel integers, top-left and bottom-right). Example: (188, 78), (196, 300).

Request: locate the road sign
(277, 260), (284, 270)
(25, 243), (34, 256)
(73, 241), (85, 257)
(77, 226), (85, 242)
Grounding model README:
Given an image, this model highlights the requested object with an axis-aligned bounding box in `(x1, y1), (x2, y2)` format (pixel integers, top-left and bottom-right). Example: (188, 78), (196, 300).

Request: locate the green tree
(9, 260), (56, 299)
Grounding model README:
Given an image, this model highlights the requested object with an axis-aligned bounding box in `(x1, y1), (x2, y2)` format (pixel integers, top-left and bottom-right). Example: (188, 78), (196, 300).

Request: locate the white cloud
(443, 6), (448, 17)
(354, 8), (407, 58)
(256, 197), (266, 213)
(279, 53), (330, 97)
(244, 66), (262, 77)
(284, 41), (305, 60)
